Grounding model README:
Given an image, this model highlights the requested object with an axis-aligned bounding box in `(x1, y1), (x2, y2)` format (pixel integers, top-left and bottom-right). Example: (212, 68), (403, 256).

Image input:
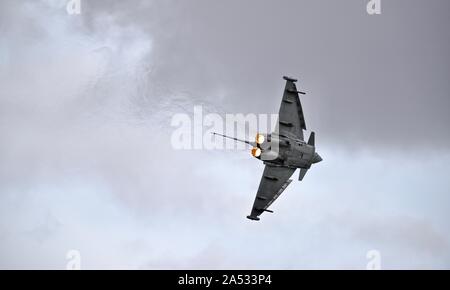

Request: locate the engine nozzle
(255, 133), (265, 145)
(251, 147), (261, 158)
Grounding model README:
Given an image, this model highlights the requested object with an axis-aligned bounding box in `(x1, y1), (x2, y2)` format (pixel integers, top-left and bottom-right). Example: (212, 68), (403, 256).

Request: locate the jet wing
(275, 76), (307, 141)
(247, 164), (296, 220)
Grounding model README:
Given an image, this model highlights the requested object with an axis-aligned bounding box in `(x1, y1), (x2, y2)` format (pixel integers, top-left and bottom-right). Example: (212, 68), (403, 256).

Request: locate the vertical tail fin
(299, 168), (308, 181)
(307, 132), (315, 146)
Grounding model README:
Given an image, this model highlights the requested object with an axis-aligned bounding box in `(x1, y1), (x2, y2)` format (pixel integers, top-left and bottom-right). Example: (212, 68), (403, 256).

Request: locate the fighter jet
(213, 76), (322, 221)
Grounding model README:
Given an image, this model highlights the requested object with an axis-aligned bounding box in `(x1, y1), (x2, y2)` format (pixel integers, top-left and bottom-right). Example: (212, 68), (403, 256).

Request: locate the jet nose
(312, 152), (322, 164)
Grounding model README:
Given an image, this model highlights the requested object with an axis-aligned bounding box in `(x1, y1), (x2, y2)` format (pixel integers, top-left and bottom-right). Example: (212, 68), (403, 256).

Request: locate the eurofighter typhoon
(214, 76), (322, 221)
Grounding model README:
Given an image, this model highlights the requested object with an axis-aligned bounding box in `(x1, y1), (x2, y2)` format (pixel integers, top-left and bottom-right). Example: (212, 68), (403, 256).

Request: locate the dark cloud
(80, 0), (450, 149)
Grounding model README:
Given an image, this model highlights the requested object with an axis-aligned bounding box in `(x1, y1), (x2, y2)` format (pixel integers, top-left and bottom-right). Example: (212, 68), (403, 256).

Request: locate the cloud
(0, 0), (449, 269)
(77, 0), (450, 149)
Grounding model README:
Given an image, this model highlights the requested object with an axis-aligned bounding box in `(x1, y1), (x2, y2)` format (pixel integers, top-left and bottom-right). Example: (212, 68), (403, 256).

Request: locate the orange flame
(255, 134), (265, 145)
(251, 147), (261, 157)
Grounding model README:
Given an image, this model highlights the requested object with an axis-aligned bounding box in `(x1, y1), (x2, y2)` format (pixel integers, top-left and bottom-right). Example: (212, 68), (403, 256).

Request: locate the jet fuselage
(254, 133), (322, 170)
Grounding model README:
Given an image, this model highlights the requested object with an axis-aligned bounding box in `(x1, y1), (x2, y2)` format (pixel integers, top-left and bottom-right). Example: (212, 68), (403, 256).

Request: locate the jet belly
(285, 143), (315, 168)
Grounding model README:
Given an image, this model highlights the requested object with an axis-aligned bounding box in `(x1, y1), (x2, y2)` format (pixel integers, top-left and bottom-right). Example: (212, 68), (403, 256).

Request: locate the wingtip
(283, 75), (298, 82)
(246, 215), (260, 221)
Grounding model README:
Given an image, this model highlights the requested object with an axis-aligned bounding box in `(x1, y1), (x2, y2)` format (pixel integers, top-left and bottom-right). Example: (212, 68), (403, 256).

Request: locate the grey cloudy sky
(0, 0), (449, 269)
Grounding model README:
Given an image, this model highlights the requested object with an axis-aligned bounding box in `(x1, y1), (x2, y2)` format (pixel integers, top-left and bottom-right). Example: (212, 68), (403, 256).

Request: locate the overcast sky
(0, 0), (449, 269)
